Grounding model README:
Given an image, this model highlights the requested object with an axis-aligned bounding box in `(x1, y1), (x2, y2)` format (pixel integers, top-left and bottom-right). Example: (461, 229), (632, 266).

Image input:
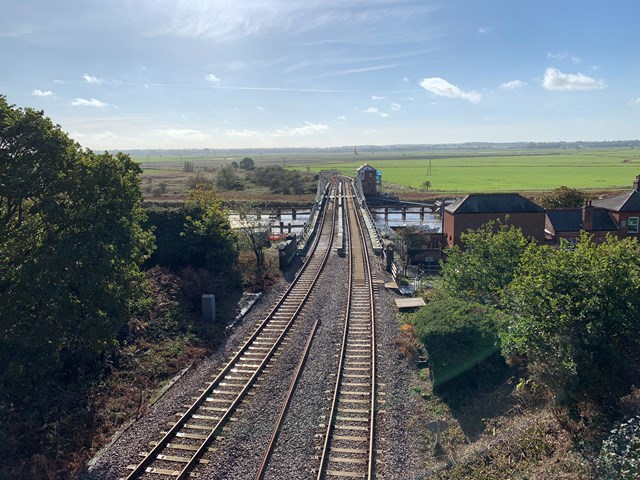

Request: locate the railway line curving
(124, 182), (340, 479)
(84, 176), (431, 480)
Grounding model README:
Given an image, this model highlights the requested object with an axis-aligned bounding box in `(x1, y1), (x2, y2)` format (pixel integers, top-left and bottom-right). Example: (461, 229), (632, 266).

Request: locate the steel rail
(126, 182), (339, 479)
(317, 179), (377, 479)
(254, 318), (320, 480)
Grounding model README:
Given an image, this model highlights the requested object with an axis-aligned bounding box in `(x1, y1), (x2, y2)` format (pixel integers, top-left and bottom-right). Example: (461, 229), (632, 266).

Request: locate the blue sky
(2, 0), (639, 150)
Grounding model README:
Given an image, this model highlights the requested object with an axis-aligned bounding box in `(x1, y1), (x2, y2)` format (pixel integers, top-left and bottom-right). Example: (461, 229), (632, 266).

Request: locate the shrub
(414, 297), (505, 392)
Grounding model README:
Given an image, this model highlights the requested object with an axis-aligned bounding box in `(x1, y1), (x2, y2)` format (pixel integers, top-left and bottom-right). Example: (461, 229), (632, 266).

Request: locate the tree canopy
(502, 233), (640, 409)
(535, 186), (588, 209)
(0, 96), (154, 400)
(440, 220), (531, 304)
(239, 157), (255, 170)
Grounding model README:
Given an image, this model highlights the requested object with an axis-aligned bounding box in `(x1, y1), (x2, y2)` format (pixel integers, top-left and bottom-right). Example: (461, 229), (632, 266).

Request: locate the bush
(414, 297), (505, 392)
(596, 416), (640, 479)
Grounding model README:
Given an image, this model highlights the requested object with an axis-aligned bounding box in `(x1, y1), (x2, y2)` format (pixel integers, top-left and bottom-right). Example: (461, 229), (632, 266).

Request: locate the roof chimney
(634, 175), (640, 192)
(582, 200), (594, 231)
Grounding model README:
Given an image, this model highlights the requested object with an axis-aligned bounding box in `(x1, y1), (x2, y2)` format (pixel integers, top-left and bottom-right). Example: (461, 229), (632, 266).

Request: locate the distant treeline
(114, 140), (640, 158)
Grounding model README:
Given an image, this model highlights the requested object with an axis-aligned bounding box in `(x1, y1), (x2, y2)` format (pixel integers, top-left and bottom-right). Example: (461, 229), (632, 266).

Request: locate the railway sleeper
(138, 452), (210, 465)
(149, 441), (217, 453)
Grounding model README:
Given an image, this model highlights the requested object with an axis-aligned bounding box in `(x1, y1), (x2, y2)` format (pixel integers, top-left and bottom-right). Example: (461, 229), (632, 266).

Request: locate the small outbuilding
(356, 164), (380, 196)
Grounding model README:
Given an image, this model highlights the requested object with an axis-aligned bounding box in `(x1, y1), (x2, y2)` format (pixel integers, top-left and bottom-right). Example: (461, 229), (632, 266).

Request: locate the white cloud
(225, 129), (262, 138)
(365, 107), (390, 117)
(32, 89), (53, 96)
(571, 57), (581, 64)
(542, 67), (605, 91)
(547, 51), (567, 60)
(628, 97), (640, 107)
(371, 95), (385, 100)
(478, 26), (489, 34)
(402, 76), (410, 82)
(499, 80), (526, 90)
(205, 73), (221, 82)
(158, 128), (210, 140)
(337, 115), (348, 121)
(83, 73), (102, 84)
(419, 77), (481, 103)
(71, 98), (108, 107)
(390, 102), (401, 111)
(272, 122), (329, 137)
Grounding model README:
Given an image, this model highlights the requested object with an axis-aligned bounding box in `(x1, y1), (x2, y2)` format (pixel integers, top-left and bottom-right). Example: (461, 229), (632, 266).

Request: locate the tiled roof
(546, 208), (617, 232)
(445, 193), (545, 214)
(592, 190), (640, 212)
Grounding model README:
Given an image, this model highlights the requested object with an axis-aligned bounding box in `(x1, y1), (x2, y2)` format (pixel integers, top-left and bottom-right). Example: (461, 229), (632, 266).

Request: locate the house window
(628, 217), (639, 234)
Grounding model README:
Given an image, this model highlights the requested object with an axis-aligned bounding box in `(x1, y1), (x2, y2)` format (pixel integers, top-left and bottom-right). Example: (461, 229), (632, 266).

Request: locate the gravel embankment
(82, 259), (299, 479)
(84, 247), (433, 480)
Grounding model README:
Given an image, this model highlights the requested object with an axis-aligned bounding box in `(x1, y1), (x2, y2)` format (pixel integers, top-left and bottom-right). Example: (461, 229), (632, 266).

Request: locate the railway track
(125, 182), (339, 479)
(316, 179), (377, 479)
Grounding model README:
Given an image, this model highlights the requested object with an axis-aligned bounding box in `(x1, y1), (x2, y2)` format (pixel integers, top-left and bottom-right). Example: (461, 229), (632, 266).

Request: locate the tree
(239, 157), (255, 170)
(0, 96), (154, 400)
(414, 297), (504, 390)
(181, 185), (238, 274)
(421, 180), (431, 191)
(235, 204), (269, 290)
(536, 186), (588, 209)
(216, 164), (243, 190)
(440, 220), (531, 304)
(501, 233), (640, 410)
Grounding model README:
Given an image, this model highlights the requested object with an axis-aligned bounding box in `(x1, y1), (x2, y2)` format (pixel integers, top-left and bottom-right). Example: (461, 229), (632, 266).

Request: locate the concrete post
(202, 294), (216, 322)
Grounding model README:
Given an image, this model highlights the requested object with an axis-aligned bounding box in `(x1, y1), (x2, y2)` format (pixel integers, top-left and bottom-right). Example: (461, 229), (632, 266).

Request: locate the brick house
(444, 193), (546, 247)
(591, 175), (640, 239)
(545, 200), (618, 245)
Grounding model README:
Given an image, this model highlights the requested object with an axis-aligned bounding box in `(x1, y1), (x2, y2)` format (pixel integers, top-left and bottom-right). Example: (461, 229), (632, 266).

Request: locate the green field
(288, 149), (640, 193)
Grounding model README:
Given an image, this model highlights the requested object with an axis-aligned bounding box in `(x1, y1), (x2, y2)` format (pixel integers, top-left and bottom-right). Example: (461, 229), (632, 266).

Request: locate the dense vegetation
(413, 223), (640, 477)
(0, 98), (243, 477)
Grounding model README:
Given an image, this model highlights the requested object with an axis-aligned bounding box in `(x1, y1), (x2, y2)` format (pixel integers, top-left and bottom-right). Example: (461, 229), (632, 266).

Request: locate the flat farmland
(288, 149), (640, 193)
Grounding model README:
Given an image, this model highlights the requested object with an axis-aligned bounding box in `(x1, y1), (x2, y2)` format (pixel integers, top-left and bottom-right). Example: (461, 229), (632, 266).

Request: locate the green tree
(216, 163), (243, 190)
(536, 186), (587, 209)
(440, 220), (531, 304)
(239, 157), (255, 170)
(0, 96), (154, 400)
(421, 180), (431, 191)
(181, 185), (238, 274)
(414, 297), (503, 390)
(502, 233), (640, 410)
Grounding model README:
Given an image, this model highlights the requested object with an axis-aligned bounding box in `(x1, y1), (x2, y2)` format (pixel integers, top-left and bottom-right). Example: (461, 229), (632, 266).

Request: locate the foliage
(216, 164), (243, 190)
(440, 220), (531, 304)
(414, 297), (504, 390)
(596, 416), (640, 479)
(235, 204), (270, 290)
(502, 233), (640, 410)
(536, 185), (588, 209)
(0, 96), (154, 402)
(249, 165), (315, 194)
(182, 160), (194, 172)
(239, 156), (255, 170)
(187, 171), (215, 190)
(421, 180), (431, 191)
(397, 225), (431, 257)
(182, 185), (239, 275)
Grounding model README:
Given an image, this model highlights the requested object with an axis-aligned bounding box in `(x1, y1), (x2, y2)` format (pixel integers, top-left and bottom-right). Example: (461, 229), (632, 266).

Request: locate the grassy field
(285, 148), (640, 193)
